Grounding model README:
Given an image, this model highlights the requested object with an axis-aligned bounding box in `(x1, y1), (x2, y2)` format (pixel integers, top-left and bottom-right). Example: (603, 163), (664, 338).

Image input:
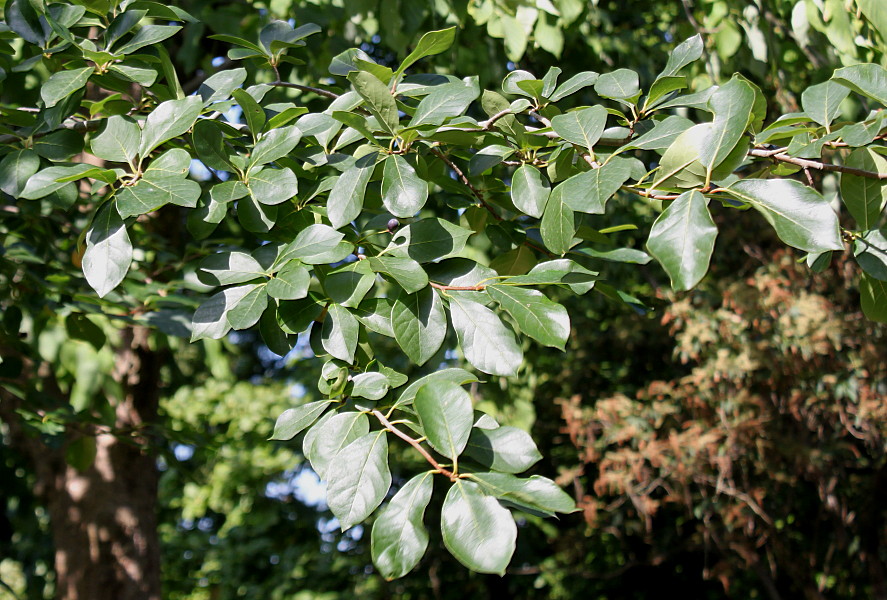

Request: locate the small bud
(387, 218), (400, 233)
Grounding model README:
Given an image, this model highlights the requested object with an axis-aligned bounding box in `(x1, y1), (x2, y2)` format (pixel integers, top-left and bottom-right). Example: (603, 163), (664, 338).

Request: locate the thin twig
(747, 148), (887, 180)
(429, 147), (503, 220)
(270, 80), (341, 100)
(372, 410), (455, 479)
(430, 282), (486, 291)
(478, 108), (513, 131)
(0, 118), (102, 145)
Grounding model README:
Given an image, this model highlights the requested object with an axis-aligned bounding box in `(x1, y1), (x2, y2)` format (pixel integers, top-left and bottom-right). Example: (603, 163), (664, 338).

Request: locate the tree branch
(270, 80), (341, 100)
(429, 147), (503, 220)
(430, 282), (486, 291)
(0, 118), (103, 146)
(748, 148), (887, 180)
(478, 108), (512, 131)
(372, 410), (455, 480)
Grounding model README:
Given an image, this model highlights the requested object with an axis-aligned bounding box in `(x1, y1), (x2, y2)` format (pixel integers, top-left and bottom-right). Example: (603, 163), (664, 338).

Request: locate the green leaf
(409, 80), (479, 127)
(237, 195), (277, 233)
(321, 304), (359, 363)
(509, 259), (598, 293)
(227, 284), (268, 330)
(197, 251), (264, 286)
(801, 81), (850, 128)
(449, 295), (523, 376)
(190, 286), (253, 341)
(371, 472), (433, 580)
(248, 167), (298, 205)
(0, 149), (40, 197)
(350, 372), (390, 400)
(327, 432), (391, 530)
(91, 115), (140, 165)
(307, 412), (369, 478)
(32, 130), (84, 161)
(550, 105), (607, 150)
(391, 287), (447, 366)
(271, 400), (332, 440)
(646, 190), (718, 291)
(393, 369), (479, 409)
(278, 297), (323, 334)
(347, 71), (400, 136)
(328, 154), (376, 229)
(116, 149), (200, 217)
(858, 0), (887, 41)
(192, 120), (236, 172)
(19, 164), (94, 199)
(698, 75), (755, 170)
(323, 260), (376, 308)
(414, 381), (474, 460)
(832, 64), (887, 106)
(108, 63), (158, 87)
(198, 67), (247, 104)
(394, 27), (456, 79)
(540, 184), (575, 255)
(468, 472), (576, 516)
(367, 256), (429, 294)
(138, 96), (203, 156)
(386, 218), (474, 263)
(464, 426), (542, 474)
(594, 69), (640, 102)
(510, 164), (550, 218)
(726, 179), (843, 253)
(250, 125), (302, 167)
(854, 229), (887, 281)
(441, 480), (516, 575)
(549, 71), (599, 102)
(82, 204), (132, 297)
(860, 272), (887, 322)
(354, 298), (396, 337)
(840, 148), (887, 229)
(657, 34), (704, 79)
(232, 88), (266, 138)
(487, 285), (570, 349)
(41, 67), (93, 110)
(267, 260), (310, 299)
(382, 154), (428, 218)
(280, 224), (346, 264)
(115, 24), (181, 54)
(560, 160), (632, 214)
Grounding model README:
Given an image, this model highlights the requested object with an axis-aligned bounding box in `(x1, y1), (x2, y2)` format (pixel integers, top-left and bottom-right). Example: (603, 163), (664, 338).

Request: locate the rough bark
(0, 327), (163, 600)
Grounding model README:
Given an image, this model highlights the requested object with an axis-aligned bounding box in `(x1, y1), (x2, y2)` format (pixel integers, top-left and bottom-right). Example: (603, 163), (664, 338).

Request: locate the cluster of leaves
(1, 0), (886, 579)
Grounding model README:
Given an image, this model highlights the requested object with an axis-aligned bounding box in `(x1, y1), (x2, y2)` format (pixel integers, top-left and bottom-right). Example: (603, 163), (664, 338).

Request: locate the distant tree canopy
(1, 1), (886, 599)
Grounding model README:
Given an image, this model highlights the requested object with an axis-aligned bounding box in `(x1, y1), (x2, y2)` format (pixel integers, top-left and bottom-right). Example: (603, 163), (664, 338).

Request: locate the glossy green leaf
(393, 368), (479, 410)
(347, 71), (400, 135)
(386, 218), (474, 263)
(307, 412), (369, 478)
(354, 298), (396, 337)
(698, 75), (755, 170)
(250, 125), (302, 167)
(198, 67), (247, 104)
(367, 256), (429, 294)
(116, 149), (200, 217)
(449, 295), (523, 376)
(328, 154), (376, 229)
(550, 105), (607, 150)
(91, 115), (140, 164)
(248, 167), (298, 205)
(464, 426), (542, 473)
(232, 88), (266, 138)
(549, 71), (599, 102)
(32, 130), (84, 161)
(197, 251), (264, 286)
(832, 64), (887, 106)
(190, 285), (254, 341)
(324, 260), (375, 308)
(840, 148), (887, 229)
(854, 229), (887, 281)
(82, 204), (132, 297)
(138, 96), (203, 156)
(409, 80), (478, 127)
(510, 164), (550, 218)
(350, 372), (390, 400)
(227, 284), (268, 330)
(540, 184), (575, 255)
(468, 472), (576, 516)
(395, 27), (456, 78)
(560, 160), (632, 214)
(280, 224), (346, 263)
(391, 287), (447, 366)
(508, 259), (598, 294)
(115, 24), (181, 54)
(441, 480), (516, 575)
(726, 179), (843, 253)
(0, 149), (40, 197)
(371, 472), (433, 580)
(860, 272), (887, 322)
(41, 67), (93, 108)
(382, 154), (428, 217)
(657, 34), (703, 79)
(414, 381), (473, 459)
(487, 285), (570, 349)
(270, 400), (331, 441)
(278, 297), (323, 334)
(647, 190), (718, 291)
(192, 120), (236, 172)
(267, 260), (309, 300)
(20, 164), (94, 199)
(616, 115), (694, 153)
(801, 81), (850, 127)
(594, 68), (640, 101)
(237, 195), (277, 233)
(327, 432), (391, 530)
(321, 304), (359, 363)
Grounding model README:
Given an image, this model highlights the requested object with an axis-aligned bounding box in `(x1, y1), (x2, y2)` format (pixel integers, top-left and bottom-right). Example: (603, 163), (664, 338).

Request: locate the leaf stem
(270, 80), (341, 100)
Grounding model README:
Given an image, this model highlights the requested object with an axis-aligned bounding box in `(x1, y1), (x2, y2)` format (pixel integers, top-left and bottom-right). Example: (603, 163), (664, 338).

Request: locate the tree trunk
(1, 327), (162, 600)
